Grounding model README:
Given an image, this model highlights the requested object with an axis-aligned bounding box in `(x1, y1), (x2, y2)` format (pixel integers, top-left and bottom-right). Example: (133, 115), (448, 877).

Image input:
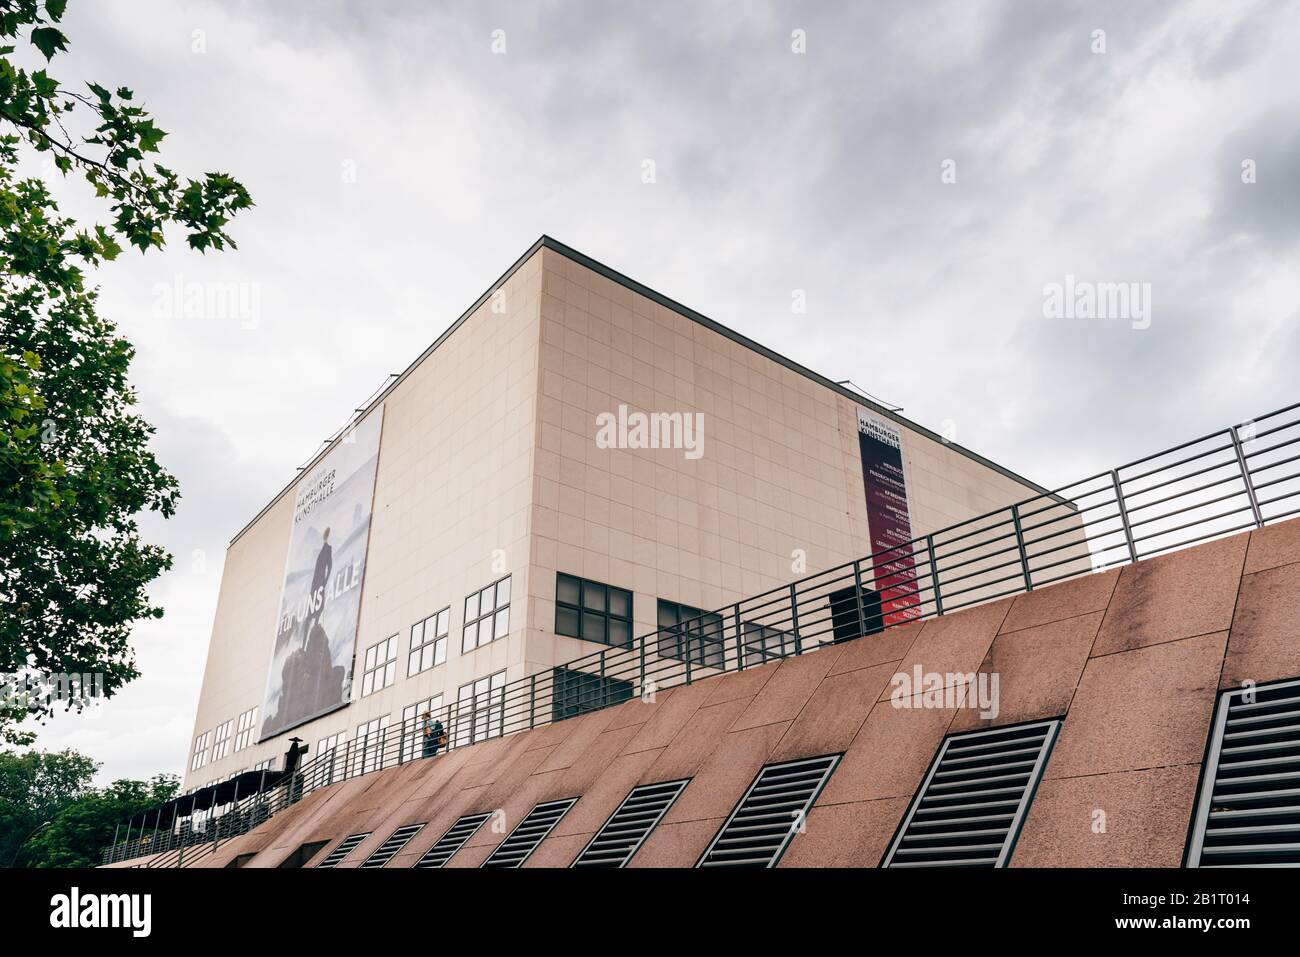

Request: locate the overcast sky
(21, 0), (1300, 782)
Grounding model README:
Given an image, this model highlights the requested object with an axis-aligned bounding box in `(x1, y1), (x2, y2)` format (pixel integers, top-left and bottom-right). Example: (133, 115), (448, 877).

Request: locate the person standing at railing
(421, 711), (445, 758)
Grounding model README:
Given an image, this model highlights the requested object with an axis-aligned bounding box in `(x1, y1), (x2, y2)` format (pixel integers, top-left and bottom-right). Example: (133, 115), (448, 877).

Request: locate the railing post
(684, 625), (693, 685)
(789, 583), (802, 655)
(1111, 469), (1139, 563)
(926, 534), (943, 616)
(600, 649), (608, 706)
(529, 674), (537, 729)
(733, 604), (744, 671)
(852, 559), (866, 639)
(638, 631), (648, 694)
(1011, 503), (1033, 592)
(1228, 426), (1265, 528)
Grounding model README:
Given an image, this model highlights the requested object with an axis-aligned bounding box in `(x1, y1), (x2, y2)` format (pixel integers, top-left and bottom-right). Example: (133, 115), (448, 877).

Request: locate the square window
(609, 618), (631, 648)
(461, 577), (510, 652)
(555, 573), (633, 649)
(583, 582), (607, 612)
(361, 635), (398, 696)
(556, 573), (581, 606)
(582, 612), (606, 644)
(556, 606), (580, 638)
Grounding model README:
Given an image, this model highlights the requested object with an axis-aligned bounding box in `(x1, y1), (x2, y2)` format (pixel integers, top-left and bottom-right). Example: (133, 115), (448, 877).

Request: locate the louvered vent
(360, 823), (425, 869)
(883, 720), (1060, 868)
(481, 798), (577, 868)
(315, 832), (371, 869)
(697, 755), (840, 868)
(1188, 677), (1300, 867)
(413, 813), (491, 869)
(572, 780), (689, 868)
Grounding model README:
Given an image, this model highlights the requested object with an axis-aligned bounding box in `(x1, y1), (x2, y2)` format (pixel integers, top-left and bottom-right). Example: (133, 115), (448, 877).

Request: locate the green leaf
(46, 0), (69, 21)
(136, 121), (165, 153)
(22, 351), (42, 370)
(30, 27), (68, 60)
(32, 69), (57, 95)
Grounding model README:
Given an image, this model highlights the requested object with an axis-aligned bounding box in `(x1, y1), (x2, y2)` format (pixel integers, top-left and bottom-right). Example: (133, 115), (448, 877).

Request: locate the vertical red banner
(858, 410), (921, 625)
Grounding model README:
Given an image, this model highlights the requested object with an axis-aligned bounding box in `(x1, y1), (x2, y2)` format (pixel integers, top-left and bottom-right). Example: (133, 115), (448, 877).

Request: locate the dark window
(828, 585), (884, 642)
(555, 573), (633, 647)
(742, 622), (792, 668)
(278, 839), (329, 868)
(657, 600), (725, 668)
(552, 666), (635, 722)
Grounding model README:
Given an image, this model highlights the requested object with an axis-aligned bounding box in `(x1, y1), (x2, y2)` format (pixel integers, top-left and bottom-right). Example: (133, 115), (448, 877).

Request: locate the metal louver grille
(883, 720), (1059, 868)
(572, 780), (689, 868)
(1188, 677), (1300, 867)
(413, 813), (491, 869)
(360, 824), (425, 868)
(481, 798), (577, 868)
(697, 755), (840, 868)
(315, 832), (371, 869)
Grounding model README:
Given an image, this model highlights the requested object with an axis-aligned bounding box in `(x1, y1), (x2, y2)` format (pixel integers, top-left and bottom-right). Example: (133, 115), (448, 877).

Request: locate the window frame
(742, 621), (792, 668)
(210, 720), (233, 763)
(233, 706), (259, 752)
(361, 634), (398, 697)
(352, 715), (391, 776)
(551, 666), (635, 722)
(408, 607), (450, 677)
(656, 599), (725, 668)
(462, 576), (512, 654)
(455, 670), (506, 747)
(314, 731), (347, 788)
(190, 731), (210, 772)
(555, 572), (633, 647)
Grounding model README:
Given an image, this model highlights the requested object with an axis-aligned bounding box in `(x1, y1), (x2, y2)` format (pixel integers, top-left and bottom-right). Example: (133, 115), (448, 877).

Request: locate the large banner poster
(857, 409), (922, 626)
(259, 409), (384, 741)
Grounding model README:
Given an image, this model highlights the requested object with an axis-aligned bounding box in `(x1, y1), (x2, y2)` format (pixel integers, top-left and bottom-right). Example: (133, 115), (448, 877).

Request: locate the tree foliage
(0, 747), (177, 867)
(27, 771), (178, 867)
(0, 0), (252, 742)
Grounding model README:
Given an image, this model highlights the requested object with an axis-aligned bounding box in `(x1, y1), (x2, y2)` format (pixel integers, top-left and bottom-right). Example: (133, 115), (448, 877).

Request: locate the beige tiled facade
(183, 239), (1062, 791)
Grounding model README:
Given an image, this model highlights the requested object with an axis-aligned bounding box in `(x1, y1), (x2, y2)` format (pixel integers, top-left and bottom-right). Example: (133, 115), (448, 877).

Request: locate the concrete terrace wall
(159, 515), (1300, 869)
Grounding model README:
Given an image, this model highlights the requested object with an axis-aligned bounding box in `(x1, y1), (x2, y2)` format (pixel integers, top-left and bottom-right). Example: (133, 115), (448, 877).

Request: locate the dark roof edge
(231, 234), (1060, 547)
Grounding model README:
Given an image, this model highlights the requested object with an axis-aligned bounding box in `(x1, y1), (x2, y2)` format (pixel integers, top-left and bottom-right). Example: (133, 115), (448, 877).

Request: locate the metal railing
(101, 399), (1300, 866)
